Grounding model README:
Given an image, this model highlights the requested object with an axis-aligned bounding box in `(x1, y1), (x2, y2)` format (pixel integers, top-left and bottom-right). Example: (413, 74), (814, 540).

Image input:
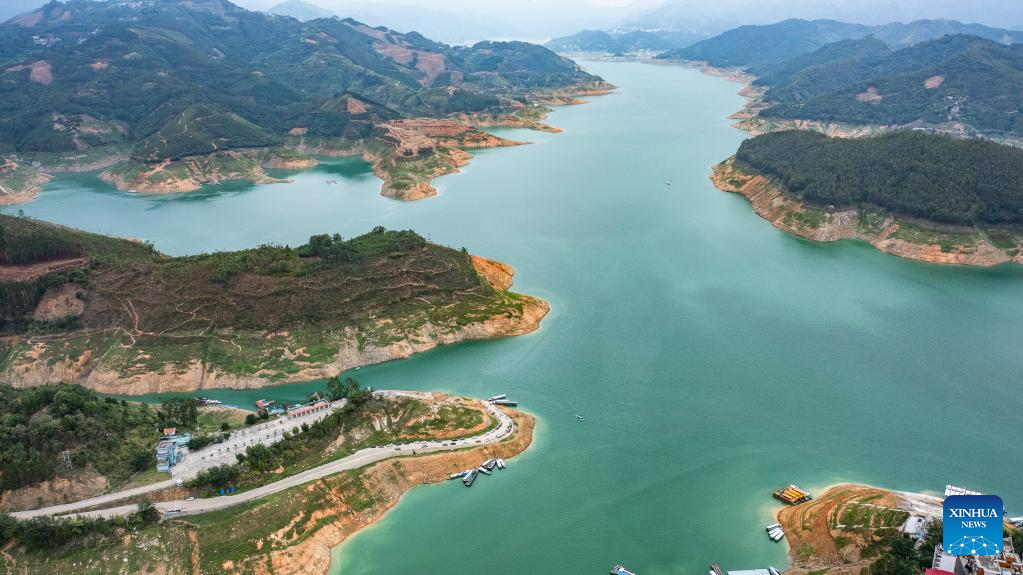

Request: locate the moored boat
(496, 458), (506, 469)
(488, 394), (507, 401)
(611, 564), (637, 575)
(462, 470), (477, 486)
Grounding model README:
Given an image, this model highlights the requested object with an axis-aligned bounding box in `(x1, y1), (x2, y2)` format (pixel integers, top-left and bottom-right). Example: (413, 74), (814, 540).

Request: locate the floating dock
(773, 484), (812, 505)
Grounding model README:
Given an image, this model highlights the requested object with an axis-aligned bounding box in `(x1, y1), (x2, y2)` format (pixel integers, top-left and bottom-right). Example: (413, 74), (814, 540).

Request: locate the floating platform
(773, 484), (812, 505)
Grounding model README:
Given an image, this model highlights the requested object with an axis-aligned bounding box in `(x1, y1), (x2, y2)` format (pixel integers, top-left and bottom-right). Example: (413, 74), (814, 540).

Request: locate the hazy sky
(236, 0), (1023, 38)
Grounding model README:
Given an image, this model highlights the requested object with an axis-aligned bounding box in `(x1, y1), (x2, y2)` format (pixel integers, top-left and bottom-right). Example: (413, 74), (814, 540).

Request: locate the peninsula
(712, 131), (1023, 266)
(0, 214), (549, 393)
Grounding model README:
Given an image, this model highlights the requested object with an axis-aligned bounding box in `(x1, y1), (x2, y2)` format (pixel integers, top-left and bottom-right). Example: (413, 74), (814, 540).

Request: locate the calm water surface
(7, 61), (1022, 575)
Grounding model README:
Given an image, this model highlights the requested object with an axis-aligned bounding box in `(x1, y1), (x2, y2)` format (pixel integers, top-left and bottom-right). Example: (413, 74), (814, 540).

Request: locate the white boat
(770, 530), (785, 542)
(488, 394), (506, 401)
(769, 566), (783, 575)
(496, 458), (506, 469)
(576, 414), (585, 420)
(477, 466), (492, 475)
(765, 523), (781, 532)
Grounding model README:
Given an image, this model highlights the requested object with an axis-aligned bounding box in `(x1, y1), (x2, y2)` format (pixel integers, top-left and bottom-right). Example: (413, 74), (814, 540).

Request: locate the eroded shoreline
(3, 256), (550, 395)
(711, 157), (1023, 267)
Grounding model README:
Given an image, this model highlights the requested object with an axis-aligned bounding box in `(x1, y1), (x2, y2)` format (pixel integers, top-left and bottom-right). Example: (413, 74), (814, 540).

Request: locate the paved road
(10, 398), (344, 520)
(12, 393), (514, 520)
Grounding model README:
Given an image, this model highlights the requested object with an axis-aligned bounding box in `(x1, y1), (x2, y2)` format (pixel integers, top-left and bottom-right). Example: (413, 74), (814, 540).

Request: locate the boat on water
(770, 530), (785, 542)
(462, 470), (477, 486)
(769, 566), (783, 575)
(488, 394), (507, 401)
(448, 471), (467, 480)
(477, 466), (492, 475)
(576, 414), (585, 420)
(483, 459), (497, 471)
(492, 399), (517, 406)
(611, 564), (637, 575)
(496, 458), (506, 469)
(765, 523), (781, 532)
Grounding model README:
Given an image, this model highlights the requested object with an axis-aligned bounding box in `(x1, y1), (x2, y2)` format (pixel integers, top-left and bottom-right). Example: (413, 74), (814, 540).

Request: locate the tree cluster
(736, 130), (1023, 226)
(0, 384), (159, 491)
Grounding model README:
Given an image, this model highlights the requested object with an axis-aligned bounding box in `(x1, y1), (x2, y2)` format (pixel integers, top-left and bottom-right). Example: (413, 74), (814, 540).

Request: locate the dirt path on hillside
(0, 257), (87, 282)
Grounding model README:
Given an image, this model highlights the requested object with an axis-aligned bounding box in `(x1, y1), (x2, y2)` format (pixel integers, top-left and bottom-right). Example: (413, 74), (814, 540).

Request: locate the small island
(712, 130), (1023, 266)
(0, 214), (549, 392)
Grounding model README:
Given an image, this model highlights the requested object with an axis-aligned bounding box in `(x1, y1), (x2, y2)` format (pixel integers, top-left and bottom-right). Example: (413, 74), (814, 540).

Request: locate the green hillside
(735, 130), (1023, 226)
(759, 36), (1023, 137)
(0, 0), (605, 163)
(0, 215), (543, 384)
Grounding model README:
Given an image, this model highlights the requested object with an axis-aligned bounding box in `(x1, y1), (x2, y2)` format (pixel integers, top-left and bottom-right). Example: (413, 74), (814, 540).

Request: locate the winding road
(11, 392), (516, 520)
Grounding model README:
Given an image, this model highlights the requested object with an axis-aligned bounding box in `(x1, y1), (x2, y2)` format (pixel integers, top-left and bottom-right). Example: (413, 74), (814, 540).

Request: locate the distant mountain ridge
(268, 0), (333, 22)
(545, 29), (705, 54)
(659, 18), (1023, 69)
(268, 0), (519, 45)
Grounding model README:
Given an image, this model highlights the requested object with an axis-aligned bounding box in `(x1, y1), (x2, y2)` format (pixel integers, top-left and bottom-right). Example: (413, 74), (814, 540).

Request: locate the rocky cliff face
(712, 159), (1022, 267)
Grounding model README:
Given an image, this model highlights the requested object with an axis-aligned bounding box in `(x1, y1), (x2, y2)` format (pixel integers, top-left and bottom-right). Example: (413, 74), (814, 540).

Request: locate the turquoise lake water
(6, 61), (1022, 575)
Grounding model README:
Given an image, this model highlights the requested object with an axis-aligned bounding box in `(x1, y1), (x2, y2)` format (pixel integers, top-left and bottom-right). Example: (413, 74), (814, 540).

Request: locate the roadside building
(156, 440), (181, 472)
(287, 400), (330, 419)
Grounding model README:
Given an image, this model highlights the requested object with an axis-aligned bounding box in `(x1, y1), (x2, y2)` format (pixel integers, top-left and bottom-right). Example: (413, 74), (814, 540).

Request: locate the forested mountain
(0, 0), (603, 162)
(752, 36), (893, 89)
(545, 29), (704, 54)
(658, 18), (1023, 69)
(758, 36), (1023, 137)
(735, 130), (1023, 226)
